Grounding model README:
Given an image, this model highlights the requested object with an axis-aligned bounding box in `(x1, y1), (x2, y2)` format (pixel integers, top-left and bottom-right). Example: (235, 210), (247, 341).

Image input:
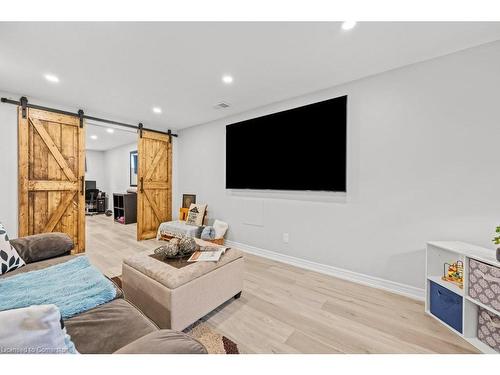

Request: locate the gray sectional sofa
(2, 232), (207, 354)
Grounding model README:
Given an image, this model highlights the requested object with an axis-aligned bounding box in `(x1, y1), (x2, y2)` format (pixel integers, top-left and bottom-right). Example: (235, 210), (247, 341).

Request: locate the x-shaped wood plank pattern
(143, 146), (167, 222)
(30, 118), (78, 232)
(31, 119), (77, 182)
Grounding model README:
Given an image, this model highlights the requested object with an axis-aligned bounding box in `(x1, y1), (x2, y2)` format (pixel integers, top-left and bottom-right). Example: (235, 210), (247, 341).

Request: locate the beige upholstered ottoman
(122, 246), (244, 331)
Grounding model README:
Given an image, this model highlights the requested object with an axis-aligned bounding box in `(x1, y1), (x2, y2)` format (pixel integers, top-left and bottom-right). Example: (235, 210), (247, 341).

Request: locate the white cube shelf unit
(426, 241), (500, 354)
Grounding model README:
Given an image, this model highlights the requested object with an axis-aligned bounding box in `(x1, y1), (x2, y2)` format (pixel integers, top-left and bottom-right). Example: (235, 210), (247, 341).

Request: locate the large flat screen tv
(226, 95), (347, 191)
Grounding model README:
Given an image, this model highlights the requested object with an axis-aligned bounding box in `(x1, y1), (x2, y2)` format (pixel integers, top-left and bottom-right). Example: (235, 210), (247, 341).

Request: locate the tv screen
(226, 95), (346, 191)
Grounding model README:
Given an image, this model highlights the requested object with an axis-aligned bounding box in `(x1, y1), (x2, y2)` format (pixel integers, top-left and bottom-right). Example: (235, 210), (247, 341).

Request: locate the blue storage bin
(429, 281), (463, 333)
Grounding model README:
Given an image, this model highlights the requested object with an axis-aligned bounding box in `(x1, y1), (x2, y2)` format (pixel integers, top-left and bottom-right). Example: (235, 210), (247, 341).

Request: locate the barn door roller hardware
(1, 96), (178, 138)
(20, 96), (28, 118)
(78, 109), (84, 128)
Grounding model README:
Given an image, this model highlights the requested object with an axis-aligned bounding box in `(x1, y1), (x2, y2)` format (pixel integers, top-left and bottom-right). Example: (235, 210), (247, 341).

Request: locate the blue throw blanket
(0, 256), (116, 318)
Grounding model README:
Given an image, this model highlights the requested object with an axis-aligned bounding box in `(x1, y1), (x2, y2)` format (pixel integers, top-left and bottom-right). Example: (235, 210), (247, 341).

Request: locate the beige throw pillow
(185, 203), (207, 226)
(0, 304), (78, 354)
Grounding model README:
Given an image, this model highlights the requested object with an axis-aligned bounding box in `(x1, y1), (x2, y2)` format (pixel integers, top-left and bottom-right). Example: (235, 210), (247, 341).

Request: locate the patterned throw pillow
(185, 203), (207, 227)
(0, 223), (25, 275)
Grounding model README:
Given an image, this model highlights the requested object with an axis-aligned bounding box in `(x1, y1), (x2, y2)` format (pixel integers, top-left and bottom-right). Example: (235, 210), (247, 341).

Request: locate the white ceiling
(85, 123), (137, 151)
(1, 22), (500, 131)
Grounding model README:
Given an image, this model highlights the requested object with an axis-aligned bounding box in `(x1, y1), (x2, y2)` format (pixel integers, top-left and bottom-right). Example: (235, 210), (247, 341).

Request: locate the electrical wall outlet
(282, 233), (289, 243)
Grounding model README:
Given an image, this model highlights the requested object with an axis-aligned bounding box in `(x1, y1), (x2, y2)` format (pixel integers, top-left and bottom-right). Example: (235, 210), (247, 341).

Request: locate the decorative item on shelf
(182, 194), (196, 208)
(491, 225), (500, 262)
(179, 208), (189, 221)
(442, 260), (464, 289)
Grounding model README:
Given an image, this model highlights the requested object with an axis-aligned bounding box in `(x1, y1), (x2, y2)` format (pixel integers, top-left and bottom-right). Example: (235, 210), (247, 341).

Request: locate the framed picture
(182, 194), (196, 208)
(130, 150), (138, 187)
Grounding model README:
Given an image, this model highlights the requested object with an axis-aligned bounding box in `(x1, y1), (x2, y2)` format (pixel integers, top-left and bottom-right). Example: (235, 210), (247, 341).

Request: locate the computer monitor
(85, 180), (96, 190)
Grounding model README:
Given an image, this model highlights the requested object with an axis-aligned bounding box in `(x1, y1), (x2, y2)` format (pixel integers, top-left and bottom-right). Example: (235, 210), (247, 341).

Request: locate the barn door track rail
(1, 96), (178, 140)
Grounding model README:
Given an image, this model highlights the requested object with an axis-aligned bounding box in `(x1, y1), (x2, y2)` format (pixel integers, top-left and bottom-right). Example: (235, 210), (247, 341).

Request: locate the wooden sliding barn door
(18, 107), (86, 253)
(137, 130), (172, 240)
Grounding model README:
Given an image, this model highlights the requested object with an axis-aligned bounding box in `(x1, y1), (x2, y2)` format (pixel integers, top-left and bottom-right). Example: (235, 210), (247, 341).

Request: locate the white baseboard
(225, 240), (425, 301)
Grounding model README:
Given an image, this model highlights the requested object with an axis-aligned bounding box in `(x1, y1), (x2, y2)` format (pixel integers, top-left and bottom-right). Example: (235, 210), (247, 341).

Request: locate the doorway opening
(84, 122), (142, 276)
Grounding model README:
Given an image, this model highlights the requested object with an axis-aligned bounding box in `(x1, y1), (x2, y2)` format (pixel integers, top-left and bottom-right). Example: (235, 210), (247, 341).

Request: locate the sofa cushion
(10, 232), (73, 264)
(0, 222), (25, 275)
(113, 330), (207, 354)
(0, 254), (75, 281)
(64, 299), (158, 354)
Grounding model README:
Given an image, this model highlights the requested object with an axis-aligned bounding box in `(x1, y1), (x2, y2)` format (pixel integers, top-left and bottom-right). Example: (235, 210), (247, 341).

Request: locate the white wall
(85, 150), (106, 190)
(103, 142), (137, 195)
(0, 92), (19, 236)
(175, 41), (500, 290)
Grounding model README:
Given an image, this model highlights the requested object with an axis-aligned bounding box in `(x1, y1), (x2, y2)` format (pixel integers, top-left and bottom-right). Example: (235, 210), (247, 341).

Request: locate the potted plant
(491, 226), (500, 261)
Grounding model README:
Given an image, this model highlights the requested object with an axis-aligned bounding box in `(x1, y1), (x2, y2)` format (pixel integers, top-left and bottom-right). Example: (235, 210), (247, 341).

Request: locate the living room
(1, 1), (500, 373)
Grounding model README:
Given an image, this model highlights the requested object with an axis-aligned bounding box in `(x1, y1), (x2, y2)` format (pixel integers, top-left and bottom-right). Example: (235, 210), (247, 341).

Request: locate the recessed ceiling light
(153, 107), (162, 114)
(106, 128), (114, 134)
(44, 74), (59, 83)
(341, 21), (357, 31)
(222, 75), (233, 84)
(90, 135), (98, 140)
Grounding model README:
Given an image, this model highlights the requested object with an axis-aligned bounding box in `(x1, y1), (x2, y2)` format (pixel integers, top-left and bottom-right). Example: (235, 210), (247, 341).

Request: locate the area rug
(184, 321), (239, 354)
(110, 275), (239, 354)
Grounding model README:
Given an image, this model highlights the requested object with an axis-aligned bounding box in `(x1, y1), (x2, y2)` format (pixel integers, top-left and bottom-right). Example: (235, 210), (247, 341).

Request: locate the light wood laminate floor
(86, 215), (478, 354)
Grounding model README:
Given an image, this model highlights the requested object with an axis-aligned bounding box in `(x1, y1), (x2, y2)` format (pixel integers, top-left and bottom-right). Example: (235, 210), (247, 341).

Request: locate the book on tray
(188, 245), (230, 262)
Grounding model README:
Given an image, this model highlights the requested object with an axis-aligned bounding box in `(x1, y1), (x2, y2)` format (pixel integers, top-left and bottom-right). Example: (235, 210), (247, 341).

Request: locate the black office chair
(85, 189), (100, 216)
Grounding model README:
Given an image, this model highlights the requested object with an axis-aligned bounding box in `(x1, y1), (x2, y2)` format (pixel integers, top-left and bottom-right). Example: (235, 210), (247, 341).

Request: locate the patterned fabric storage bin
(469, 259), (500, 312)
(429, 281), (463, 333)
(477, 307), (500, 352)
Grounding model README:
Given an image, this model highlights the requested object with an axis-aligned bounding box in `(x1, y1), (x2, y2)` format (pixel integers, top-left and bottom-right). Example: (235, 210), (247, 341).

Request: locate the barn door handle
(140, 177), (144, 193)
(81, 176), (84, 195)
